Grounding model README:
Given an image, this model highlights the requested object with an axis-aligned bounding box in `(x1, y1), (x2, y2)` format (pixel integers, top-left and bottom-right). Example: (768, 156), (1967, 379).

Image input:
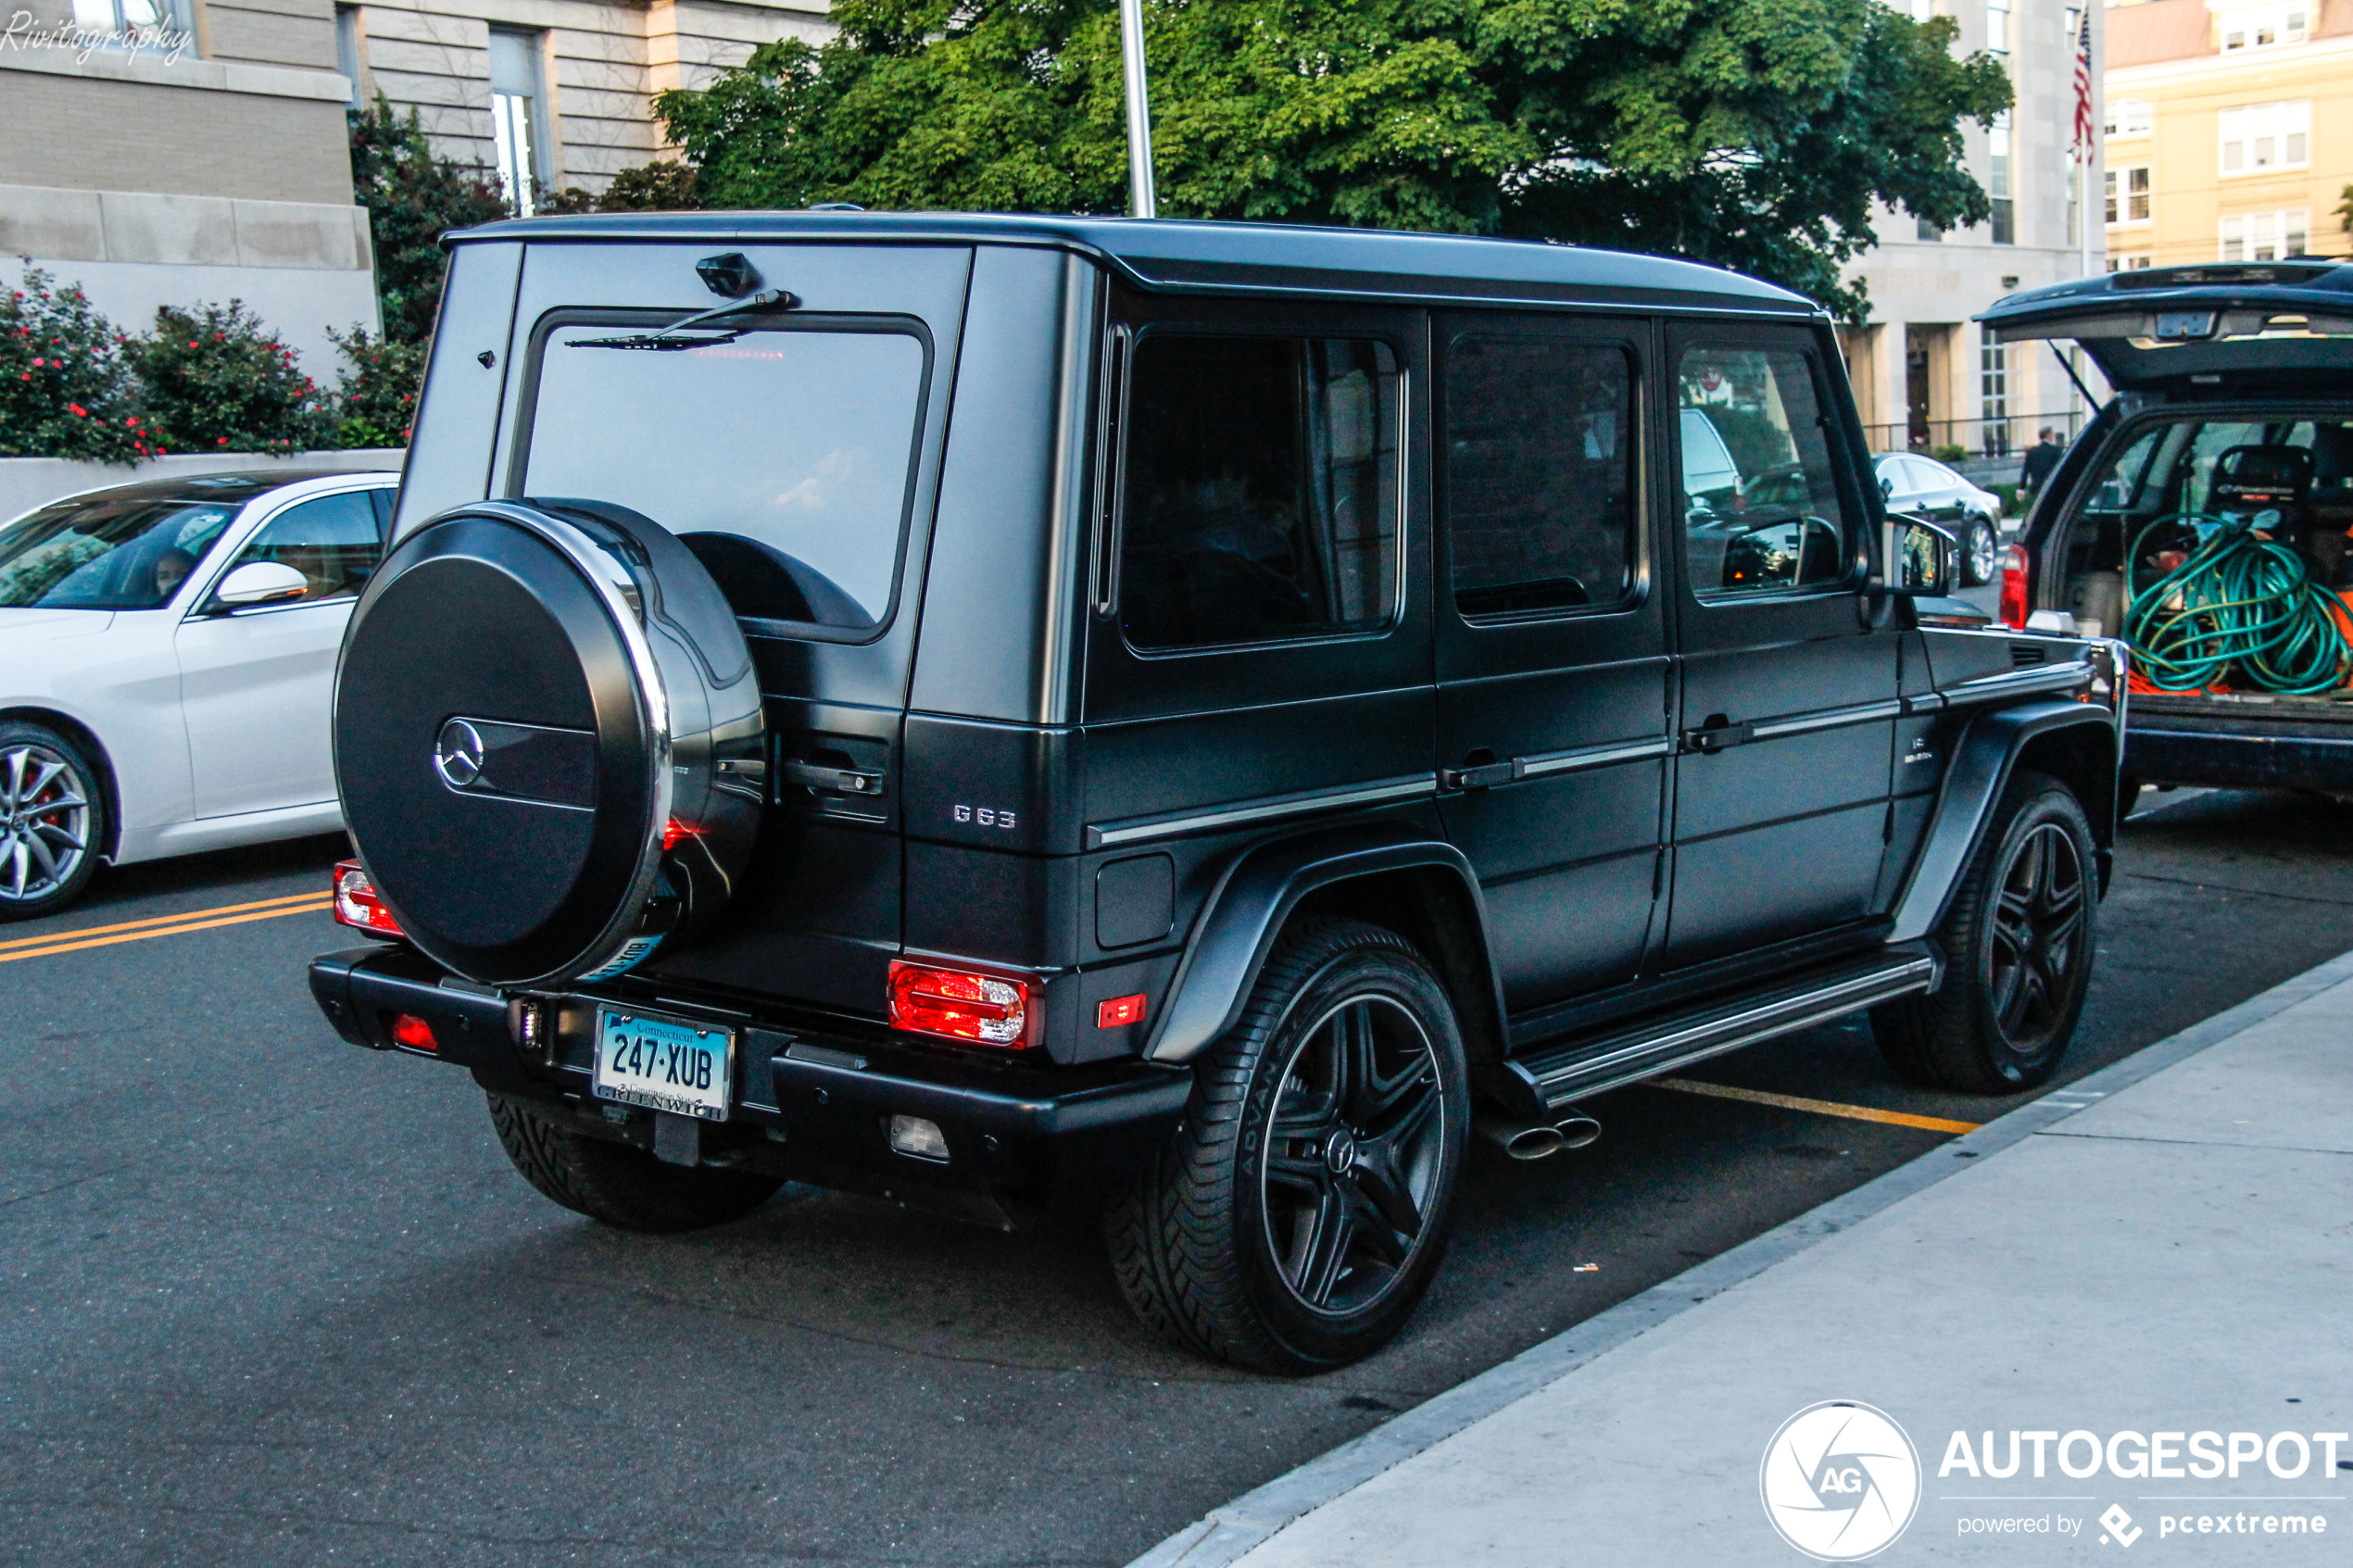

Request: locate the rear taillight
(333, 859), (403, 935)
(888, 960), (1032, 1047)
(388, 1012), (438, 1052)
(1997, 544), (2031, 629)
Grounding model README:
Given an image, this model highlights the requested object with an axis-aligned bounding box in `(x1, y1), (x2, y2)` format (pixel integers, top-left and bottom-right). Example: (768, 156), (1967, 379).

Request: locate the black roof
(456, 210), (1818, 317)
(1979, 259), (2353, 331)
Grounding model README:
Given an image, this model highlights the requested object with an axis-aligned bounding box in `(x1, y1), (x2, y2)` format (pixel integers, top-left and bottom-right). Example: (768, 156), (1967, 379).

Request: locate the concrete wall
(0, 451), (406, 528)
(346, 0), (827, 194)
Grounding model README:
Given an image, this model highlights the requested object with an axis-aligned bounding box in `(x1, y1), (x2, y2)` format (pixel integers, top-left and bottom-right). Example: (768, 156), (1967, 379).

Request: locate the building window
(2105, 99), (2154, 138)
(2107, 255), (2155, 272)
(1988, 111), (2015, 245)
(1986, 0), (2010, 56)
(1981, 340), (2011, 458)
(1917, 217), (1944, 242)
(2219, 101), (2309, 175)
(2105, 166), (2152, 225)
(2219, 5), (2309, 49)
(70, 0), (194, 44)
(334, 6), (365, 109)
(2219, 210), (2309, 262)
(488, 28), (550, 216)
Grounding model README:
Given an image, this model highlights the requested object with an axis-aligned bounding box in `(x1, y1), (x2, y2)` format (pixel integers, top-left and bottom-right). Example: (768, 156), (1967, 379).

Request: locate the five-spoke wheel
(1107, 918), (1469, 1373)
(0, 722), (105, 922)
(1874, 770), (2096, 1092)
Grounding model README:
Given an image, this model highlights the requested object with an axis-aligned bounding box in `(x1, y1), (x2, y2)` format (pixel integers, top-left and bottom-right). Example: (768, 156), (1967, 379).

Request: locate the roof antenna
(1118, 0), (1157, 218)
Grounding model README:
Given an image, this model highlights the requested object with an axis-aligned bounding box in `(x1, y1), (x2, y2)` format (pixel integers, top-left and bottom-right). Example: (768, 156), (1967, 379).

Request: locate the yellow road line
(0, 896), (334, 964)
(1649, 1075), (1983, 1136)
(0, 889), (330, 955)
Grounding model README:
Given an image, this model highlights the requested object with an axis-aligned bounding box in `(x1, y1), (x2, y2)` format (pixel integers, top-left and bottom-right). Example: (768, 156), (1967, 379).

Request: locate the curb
(1126, 944), (2353, 1568)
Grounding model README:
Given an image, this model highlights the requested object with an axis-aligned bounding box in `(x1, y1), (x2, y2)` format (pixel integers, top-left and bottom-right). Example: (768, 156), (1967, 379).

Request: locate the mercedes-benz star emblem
(434, 719), (485, 790)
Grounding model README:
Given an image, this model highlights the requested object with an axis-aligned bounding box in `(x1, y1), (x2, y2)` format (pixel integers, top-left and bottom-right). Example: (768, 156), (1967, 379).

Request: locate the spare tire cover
(335, 499), (763, 986)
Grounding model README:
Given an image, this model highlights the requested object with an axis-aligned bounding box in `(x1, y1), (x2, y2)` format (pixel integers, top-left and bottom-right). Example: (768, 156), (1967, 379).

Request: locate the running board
(1506, 945), (1940, 1113)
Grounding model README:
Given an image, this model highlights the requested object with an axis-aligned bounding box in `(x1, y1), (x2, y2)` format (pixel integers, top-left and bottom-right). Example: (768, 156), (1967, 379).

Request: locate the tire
(1873, 770), (2096, 1094)
(485, 1092), (781, 1232)
(1104, 918), (1470, 1374)
(0, 721), (107, 922)
(1959, 517), (1999, 587)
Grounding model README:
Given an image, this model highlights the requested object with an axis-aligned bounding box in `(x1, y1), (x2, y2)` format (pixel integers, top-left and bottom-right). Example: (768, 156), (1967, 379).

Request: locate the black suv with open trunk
(311, 214), (2122, 1371)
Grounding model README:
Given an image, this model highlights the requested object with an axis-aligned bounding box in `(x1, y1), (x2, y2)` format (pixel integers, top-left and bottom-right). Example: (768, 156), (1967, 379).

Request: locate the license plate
(592, 1008), (733, 1122)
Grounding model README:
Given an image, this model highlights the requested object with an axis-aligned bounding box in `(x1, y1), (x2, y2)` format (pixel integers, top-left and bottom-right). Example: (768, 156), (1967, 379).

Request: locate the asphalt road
(5, 784), (2350, 1568)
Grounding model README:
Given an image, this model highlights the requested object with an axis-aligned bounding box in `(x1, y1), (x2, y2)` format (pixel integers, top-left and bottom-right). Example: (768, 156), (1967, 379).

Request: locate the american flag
(2071, 7), (2096, 157)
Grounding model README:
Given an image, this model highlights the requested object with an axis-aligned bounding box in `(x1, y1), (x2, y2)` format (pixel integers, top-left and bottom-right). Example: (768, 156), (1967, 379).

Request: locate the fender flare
(1888, 699), (2120, 945)
(1140, 821), (1507, 1066)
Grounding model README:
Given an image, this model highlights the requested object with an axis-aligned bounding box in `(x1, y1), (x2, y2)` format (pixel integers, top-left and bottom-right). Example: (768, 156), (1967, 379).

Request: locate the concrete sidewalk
(1136, 950), (2353, 1566)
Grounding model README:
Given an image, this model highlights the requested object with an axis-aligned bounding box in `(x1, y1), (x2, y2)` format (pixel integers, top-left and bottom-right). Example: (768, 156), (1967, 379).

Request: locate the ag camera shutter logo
(1761, 1401), (1922, 1561)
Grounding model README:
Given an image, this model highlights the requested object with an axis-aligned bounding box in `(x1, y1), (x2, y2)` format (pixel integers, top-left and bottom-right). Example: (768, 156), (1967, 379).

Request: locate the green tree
(654, 0), (2010, 320)
(348, 96), (510, 345)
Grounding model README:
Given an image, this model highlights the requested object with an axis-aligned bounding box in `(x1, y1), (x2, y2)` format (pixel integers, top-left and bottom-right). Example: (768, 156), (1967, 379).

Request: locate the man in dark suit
(2020, 427), (2065, 496)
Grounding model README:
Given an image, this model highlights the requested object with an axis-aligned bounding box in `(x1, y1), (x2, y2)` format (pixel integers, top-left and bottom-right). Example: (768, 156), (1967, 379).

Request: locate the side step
(1506, 944), (1940, 1114)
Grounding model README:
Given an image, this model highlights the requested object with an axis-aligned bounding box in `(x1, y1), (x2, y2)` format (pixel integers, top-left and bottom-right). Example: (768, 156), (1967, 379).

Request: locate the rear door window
(1116, 332), (1400, 652)
(519, 320), (929, 636)
(1441, 335), (1636, 617)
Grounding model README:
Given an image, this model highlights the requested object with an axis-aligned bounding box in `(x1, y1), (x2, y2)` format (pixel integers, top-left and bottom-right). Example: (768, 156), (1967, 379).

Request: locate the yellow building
(2105, 0), (2353, 267)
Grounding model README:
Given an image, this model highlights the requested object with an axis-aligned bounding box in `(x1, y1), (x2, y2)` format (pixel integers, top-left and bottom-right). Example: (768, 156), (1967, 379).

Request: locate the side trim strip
(1086, 774), (1437, 850)
(1745, 698), (1905, 742)
(1516, 735), (1674, 779)
(1942, 661), (2093, 706)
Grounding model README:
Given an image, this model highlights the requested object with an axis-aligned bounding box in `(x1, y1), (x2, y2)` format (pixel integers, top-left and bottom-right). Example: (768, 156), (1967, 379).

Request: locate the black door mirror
(1880, 473), (1894, 498)
(1893, 517), (1957, 596)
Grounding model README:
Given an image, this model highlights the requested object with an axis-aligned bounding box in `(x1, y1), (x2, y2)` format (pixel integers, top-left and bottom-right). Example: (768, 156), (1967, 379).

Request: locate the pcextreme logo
(1761, 1401), (1923, 1561)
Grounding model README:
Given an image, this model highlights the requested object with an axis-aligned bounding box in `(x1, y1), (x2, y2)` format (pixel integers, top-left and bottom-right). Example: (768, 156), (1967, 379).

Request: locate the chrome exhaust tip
(1552, 1112), (1603, 1149)
(1476, 1111), (1569, 1160)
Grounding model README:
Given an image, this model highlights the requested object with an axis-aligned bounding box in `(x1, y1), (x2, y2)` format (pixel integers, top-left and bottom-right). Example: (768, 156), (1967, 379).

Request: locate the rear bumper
(308, 946), (1192, 1222)
(2125, 724), (2353, 793)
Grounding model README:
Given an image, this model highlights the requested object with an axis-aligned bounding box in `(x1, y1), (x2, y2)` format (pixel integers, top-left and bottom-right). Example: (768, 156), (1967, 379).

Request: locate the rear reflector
(333, 859), (403, 935)
(1097, 994), (1148, 1029)
(388, 1012), (438, 1052)
(887, 960), (1032, 1047)
(887, 1115), (950, 1161)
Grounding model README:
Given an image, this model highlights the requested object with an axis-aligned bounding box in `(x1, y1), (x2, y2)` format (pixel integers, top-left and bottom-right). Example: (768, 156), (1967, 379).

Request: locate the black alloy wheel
(1873, 770), (2097, 1093)
(0, 721), (106, 922)
(1260, 994), (1447, 1317)
(1106, 918), (1470, 1374)
(1961, 517), (1999, 586)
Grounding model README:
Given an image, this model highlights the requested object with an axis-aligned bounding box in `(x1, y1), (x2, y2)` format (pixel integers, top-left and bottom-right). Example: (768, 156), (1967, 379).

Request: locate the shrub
(350, 96), (510, 345)
(1929, 442), (1969, 464)
(131, 300), (332, 453)
(326, 325), (427, 447)
(1, 267), (153, 461)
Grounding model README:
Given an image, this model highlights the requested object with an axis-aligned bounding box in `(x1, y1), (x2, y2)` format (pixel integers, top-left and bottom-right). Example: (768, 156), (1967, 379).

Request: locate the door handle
(1440, 757), (1523, 791)
(778, 759), (886, 796)
(1680, 716), (1755, 755)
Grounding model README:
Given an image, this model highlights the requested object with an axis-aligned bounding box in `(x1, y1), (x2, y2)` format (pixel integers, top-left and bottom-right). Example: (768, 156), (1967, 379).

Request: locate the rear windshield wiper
(569, 288), (799, 352)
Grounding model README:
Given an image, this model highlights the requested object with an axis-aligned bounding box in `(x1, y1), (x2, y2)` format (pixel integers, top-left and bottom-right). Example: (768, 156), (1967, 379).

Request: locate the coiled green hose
(2123, 511), (2351, 695)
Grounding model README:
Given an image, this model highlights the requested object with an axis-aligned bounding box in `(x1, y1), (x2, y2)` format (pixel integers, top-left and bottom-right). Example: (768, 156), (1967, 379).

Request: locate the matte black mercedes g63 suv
(310, 213), (2123, 1372)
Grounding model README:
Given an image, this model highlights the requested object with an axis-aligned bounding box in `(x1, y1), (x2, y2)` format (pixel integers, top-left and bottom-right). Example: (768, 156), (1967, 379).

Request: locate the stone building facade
(1838, 0), (2108, 468)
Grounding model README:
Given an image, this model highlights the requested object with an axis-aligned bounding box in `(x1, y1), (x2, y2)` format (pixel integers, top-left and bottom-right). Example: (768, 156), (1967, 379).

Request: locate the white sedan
(0, 469), (400, 919)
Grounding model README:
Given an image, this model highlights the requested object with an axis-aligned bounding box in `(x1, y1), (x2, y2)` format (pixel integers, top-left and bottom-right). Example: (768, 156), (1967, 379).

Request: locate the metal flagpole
(1118, 0), (1157, 218)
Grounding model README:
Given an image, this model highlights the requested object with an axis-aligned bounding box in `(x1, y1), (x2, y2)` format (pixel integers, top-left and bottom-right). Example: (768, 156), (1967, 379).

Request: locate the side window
(220, 492), (384, 603)
(1678, 346), (1850, 597)
(1441, 334), (1636, 617)
(1118, 332), (1399, 652)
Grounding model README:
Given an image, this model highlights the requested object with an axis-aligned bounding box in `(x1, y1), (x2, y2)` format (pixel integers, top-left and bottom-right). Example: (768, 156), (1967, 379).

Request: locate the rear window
(519, 319), (928, 636)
